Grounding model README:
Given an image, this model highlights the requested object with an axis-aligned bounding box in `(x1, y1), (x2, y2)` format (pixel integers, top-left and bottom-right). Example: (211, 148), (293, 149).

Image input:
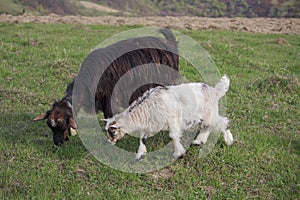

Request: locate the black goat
(34, 29), (179, 146)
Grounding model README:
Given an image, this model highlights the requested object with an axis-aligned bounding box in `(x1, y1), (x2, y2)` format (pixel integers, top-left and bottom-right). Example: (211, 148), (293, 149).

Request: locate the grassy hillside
(0, 0), (122, 16)
(96, 0), (300, 17)
(1, 0), (299, 17)
(0, 23), (299, 199)
(0, 0), (24, 15)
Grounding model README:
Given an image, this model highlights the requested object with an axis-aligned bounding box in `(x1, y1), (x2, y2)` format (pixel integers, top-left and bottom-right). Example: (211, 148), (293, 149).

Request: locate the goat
(104, 75), (234, 160)
(33, 29), (179, 146)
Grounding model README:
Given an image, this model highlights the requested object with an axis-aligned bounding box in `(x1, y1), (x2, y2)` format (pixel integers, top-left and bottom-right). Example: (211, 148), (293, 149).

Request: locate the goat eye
(108, 128), (116, 136)
(109, 130), (114, 134)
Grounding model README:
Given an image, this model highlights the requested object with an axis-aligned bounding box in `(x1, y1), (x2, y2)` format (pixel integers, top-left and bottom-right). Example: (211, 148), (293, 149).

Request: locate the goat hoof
(135, 154), (145, 161)
(225, 139), (234, 146)
(192, 139), (206, 145)
(173, 153), (184, 159)
(173, 154), (184, 159)
(192, 141), (201, 146)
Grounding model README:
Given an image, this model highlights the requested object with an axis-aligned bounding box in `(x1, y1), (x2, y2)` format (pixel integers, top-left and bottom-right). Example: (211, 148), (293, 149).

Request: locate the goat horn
(66, 101), (72, 109)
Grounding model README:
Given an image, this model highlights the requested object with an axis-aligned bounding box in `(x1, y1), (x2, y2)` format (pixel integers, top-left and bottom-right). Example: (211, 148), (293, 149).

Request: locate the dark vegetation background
(1, 0), (300, 17)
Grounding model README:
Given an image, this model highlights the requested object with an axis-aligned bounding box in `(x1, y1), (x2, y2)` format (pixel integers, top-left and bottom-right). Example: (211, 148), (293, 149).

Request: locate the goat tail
(215, 74), (230, 99)
(158, 28), (177, 49)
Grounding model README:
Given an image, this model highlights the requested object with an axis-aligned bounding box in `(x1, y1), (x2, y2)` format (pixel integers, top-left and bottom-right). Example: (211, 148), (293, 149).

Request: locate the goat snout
(107, 136), (117, 145)
(53, 136), (64, 146)
(50, 119), (56, 127)
(54, 140), (63, 146)
(52, 130), (67, 146)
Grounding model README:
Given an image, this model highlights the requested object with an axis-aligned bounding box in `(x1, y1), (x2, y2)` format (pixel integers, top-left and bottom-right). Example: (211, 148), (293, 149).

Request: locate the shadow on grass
(0, 112), (88, 161)
(291, 139), (300, 156)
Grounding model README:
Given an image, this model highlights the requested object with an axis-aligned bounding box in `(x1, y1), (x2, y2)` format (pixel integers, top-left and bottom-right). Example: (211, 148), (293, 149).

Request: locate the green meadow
(0, 23), (299, 199)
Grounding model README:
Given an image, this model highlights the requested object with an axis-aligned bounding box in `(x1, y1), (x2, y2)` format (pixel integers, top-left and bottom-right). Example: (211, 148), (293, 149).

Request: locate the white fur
(105, 75), (233, 160)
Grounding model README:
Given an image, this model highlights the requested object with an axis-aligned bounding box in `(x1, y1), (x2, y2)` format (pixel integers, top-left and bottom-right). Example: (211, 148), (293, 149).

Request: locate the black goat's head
(34, 101), (77, 146)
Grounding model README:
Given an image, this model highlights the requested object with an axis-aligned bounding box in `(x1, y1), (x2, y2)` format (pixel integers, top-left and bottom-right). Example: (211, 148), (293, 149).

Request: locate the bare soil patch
(152, 167), (174, 180)
(79, 1), (119, 13)
(1, 13), (299, 34)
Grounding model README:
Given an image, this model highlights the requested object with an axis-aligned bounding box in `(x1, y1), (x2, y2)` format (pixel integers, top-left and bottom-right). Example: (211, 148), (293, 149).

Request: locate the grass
(0, 0), (24, 15)
(0, 22), (299, 199)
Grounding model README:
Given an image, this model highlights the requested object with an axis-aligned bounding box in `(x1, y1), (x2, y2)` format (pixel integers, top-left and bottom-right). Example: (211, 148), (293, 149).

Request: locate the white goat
(104, 75), (233, 160)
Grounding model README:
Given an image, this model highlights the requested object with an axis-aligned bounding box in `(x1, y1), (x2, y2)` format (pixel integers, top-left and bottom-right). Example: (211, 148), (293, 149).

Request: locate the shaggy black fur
(72, 29), (179, 118)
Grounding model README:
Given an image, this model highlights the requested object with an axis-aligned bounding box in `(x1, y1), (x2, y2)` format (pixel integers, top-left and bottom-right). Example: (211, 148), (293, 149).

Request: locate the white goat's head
(103, 117), (126, 144)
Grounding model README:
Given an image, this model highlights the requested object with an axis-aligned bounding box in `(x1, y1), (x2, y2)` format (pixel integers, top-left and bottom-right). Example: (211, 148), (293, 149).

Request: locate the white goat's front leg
(169, 130), (186, 159)
(192, 128), (211, 145)
(135, 132), (147, 160)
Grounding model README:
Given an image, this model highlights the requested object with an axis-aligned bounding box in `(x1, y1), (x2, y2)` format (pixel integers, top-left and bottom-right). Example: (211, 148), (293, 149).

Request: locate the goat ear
(33, 112), (49, 121)
(104, 118), (117, 130)
(109, 121), (118, 129)
(69, 117), (77, 129)
(102, 117), (116, 125)
(110, 124), (118, 129)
